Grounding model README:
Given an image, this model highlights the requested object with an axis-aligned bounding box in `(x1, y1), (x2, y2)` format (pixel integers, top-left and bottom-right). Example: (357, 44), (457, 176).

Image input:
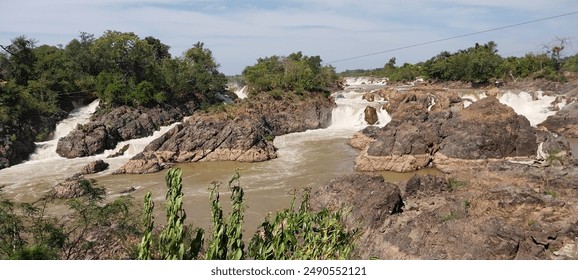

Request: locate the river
(0, 78), (574, 231)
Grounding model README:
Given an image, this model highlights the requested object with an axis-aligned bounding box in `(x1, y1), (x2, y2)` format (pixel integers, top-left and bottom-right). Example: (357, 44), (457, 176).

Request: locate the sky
(0, 0), (577, 75)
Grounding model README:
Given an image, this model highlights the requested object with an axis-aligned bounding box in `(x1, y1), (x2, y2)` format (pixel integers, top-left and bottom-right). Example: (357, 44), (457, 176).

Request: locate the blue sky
(0, 0), (577, 75)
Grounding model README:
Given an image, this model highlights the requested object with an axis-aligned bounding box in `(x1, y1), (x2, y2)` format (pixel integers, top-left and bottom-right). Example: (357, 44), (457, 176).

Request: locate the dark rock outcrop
(438, 97), (537, 159)
(313, 168), (578, 259)
(354, 91), (539, 172)
(539, 102), (578, 138)
(312, 174), (404, 229)
(116, 95), (334, 174)
(0, 110), (68, 170)
(107, 144), (130, 158)
(80, 160), (109, 175)
(56, 103), (194, 158)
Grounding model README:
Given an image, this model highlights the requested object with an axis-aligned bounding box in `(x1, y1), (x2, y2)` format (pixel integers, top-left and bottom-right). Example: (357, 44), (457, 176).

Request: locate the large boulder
(116, 95), (334, 174)
(355, 92), (540, 172)
(56, 103), (193, 158)
(539, 102), (578, 138)
(80, 160), (109, 175)
(311, 174), (404, 229)
(438, 97), (537, 159)
(53, 174), (103, 199)
(364, 106), (378, 125)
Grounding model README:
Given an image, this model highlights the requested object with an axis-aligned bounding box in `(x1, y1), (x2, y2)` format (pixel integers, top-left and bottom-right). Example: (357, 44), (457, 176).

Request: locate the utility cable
(325, 11), (578, 64)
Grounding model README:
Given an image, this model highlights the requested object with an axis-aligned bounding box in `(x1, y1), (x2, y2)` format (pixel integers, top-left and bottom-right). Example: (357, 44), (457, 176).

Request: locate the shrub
(137, 168), (356, 260)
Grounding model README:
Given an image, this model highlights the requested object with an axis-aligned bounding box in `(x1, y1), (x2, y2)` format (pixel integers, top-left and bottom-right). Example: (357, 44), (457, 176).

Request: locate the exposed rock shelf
(352, 88), (574, 172)
(56, 102), (195, 158)
(115, 95), (334, 174)
(312, 165), (578, 259)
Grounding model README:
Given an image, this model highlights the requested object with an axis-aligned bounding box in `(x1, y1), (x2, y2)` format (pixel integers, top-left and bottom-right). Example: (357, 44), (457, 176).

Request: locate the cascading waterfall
(458, 90), (566, 126)
(29, 99), (100, 161)
(498, 91), (566, 126)
(328, 90), (390, 131)
(3, 79), (569, 210)
(0, 100), (181, 198)
(234, 85), (249, 99)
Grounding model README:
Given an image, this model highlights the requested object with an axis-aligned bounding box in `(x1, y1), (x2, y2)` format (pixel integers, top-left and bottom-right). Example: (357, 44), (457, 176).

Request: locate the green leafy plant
(136, 168), (356, 260)
(247, 189), (356, 260)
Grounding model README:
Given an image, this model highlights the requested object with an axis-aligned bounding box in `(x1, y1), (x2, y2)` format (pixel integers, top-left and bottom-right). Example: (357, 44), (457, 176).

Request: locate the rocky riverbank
(312, 163), (578, 259)
(310, 78), (578, 259)
(0, 110), (68, 170)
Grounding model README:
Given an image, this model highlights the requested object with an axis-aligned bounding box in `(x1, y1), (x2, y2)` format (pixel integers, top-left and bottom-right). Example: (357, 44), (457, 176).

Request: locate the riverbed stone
(364, 106), (378, 125)
(80, 160), (109, 174)
(539, 102), (578, 138)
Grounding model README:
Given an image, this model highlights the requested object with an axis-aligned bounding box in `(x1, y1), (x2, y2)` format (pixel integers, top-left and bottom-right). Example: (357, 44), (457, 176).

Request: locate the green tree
(182, 42), (227, 99)
(242, 51), (339, 95)
(0, 36), (37, 85)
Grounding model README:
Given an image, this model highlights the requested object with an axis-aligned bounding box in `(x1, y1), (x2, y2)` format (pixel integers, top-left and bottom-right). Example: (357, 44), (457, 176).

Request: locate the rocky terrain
(312, 165), (578, 259)
(539, 102), (578, 137)
(115, 94), (333, 174)
(56, 102), (196, 158)
(0, 109), (69, 170)
(311, 78), (578, 260)
(352, 85), (575, 173)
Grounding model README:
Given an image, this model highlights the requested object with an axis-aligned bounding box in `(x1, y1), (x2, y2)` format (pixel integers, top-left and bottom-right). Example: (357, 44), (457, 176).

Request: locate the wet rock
(120, 186), (137, 194)
(80, 160), (109, 175)
(362, 92), (375, 102)
(539, 102), (578, 138)
(53, 174), (98, 199)
(364, 106), (378, 125)
(107, 144), (130, 158)
(56, 103), (194, 158)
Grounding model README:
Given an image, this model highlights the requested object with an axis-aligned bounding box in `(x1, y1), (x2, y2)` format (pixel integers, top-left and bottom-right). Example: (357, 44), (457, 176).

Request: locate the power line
(326, 11), (578, 64)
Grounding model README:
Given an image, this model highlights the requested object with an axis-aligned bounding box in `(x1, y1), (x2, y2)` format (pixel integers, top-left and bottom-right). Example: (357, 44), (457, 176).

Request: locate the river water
(0, 78), (574, 231)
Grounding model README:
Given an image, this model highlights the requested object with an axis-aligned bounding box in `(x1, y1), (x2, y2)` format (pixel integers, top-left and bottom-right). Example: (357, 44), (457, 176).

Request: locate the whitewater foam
(458, 90), (565, 126)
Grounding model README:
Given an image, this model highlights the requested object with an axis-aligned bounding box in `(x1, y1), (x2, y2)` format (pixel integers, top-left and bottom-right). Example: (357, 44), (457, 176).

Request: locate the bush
(137, 168), (357, 260)
(242, 52), (340, 95)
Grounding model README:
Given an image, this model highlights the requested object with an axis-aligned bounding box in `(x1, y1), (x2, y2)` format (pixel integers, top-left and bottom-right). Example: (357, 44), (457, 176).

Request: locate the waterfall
(498, 91), (565, 126)
(235, 85), (249, 99)
(458, 90), (566, 126)
(29, 99), (100, 161)
(328, 90), (391, 131)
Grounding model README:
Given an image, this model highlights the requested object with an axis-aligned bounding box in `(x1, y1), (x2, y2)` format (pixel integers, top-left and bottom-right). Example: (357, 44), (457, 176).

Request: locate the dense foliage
(242, 51), (340, 95)
(341, 41), (578, 84)
(0, 180), (139, 260)
(0, 32), (228, 123)
(138, 168), (357, 260)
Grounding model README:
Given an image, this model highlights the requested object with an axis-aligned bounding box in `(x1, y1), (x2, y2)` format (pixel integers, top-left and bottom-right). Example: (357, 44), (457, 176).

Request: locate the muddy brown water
(94, 134), (441, 233)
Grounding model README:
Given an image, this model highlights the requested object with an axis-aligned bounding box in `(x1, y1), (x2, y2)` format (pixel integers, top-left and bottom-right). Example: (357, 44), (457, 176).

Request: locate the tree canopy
(341, 40), (577, 84)
(0, 31), (230, 127)
(242, 51), (340, 95)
